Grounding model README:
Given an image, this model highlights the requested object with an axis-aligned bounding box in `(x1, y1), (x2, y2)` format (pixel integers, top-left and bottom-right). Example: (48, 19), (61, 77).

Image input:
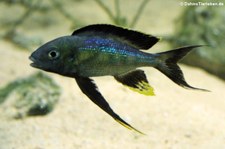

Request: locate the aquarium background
(0, 0), (225, 149)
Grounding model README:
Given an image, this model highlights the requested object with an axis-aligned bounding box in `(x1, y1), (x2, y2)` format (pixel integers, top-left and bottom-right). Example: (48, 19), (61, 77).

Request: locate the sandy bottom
(0, 40), (225, 149)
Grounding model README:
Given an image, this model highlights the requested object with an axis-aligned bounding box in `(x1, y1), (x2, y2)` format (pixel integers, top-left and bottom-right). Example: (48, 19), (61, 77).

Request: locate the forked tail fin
(155, 45), (209, 91)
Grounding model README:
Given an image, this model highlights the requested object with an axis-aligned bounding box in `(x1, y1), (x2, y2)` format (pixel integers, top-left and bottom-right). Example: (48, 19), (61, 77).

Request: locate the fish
(29, 24), (208, 134)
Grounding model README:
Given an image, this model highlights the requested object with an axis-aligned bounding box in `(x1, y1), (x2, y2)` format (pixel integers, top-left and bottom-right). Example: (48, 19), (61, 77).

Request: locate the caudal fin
(155, 45), (209, 91)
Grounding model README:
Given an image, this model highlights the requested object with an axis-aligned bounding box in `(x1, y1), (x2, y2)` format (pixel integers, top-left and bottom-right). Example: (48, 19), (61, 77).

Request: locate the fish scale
(77, 46), (152, 76)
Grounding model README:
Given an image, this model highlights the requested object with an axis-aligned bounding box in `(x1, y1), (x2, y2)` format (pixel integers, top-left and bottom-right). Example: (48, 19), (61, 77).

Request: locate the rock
(0, 72), (61, 119)
(170, 5), (225, 80)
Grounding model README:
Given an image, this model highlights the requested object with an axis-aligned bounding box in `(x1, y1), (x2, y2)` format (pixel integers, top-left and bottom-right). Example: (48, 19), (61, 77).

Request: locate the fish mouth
(29, 56), (41, 69)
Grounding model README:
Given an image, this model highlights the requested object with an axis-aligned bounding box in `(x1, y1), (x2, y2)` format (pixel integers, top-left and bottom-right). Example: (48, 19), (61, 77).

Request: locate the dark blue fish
(29, 24), (207, 134)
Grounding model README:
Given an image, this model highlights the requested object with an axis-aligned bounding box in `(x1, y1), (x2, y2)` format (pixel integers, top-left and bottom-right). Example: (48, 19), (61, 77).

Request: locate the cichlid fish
(29, 24), (207, 134)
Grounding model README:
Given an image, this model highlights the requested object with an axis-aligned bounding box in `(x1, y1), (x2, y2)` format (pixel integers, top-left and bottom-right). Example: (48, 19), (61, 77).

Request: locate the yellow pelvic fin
(114, 70), (155, 96)
(128, 81), (155, 96)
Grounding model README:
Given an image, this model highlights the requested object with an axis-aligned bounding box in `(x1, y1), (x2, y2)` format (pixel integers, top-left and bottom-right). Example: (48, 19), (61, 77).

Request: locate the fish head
(29, 36), (78, 77)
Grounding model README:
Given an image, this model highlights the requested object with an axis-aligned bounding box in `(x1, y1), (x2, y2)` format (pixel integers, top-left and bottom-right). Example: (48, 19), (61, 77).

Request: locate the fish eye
(48, 50), (60, 59)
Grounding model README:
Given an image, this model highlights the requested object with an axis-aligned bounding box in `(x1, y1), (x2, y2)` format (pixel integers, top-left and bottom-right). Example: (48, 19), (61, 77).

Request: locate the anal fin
(75, 76), (144, 134)
(115, 70), (155, 96)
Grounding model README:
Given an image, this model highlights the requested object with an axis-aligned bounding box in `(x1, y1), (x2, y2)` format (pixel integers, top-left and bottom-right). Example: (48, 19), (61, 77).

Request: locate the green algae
(0, 72), (61, 119)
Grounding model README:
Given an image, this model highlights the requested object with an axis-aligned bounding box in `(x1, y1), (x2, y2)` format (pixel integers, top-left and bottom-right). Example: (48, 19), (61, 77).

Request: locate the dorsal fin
(72, 24), (160, 50)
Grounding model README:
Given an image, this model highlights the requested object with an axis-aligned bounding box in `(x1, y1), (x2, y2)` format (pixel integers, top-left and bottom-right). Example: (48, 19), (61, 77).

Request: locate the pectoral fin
(75, 76), (144, 134)
(115, 70), (155, 96)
